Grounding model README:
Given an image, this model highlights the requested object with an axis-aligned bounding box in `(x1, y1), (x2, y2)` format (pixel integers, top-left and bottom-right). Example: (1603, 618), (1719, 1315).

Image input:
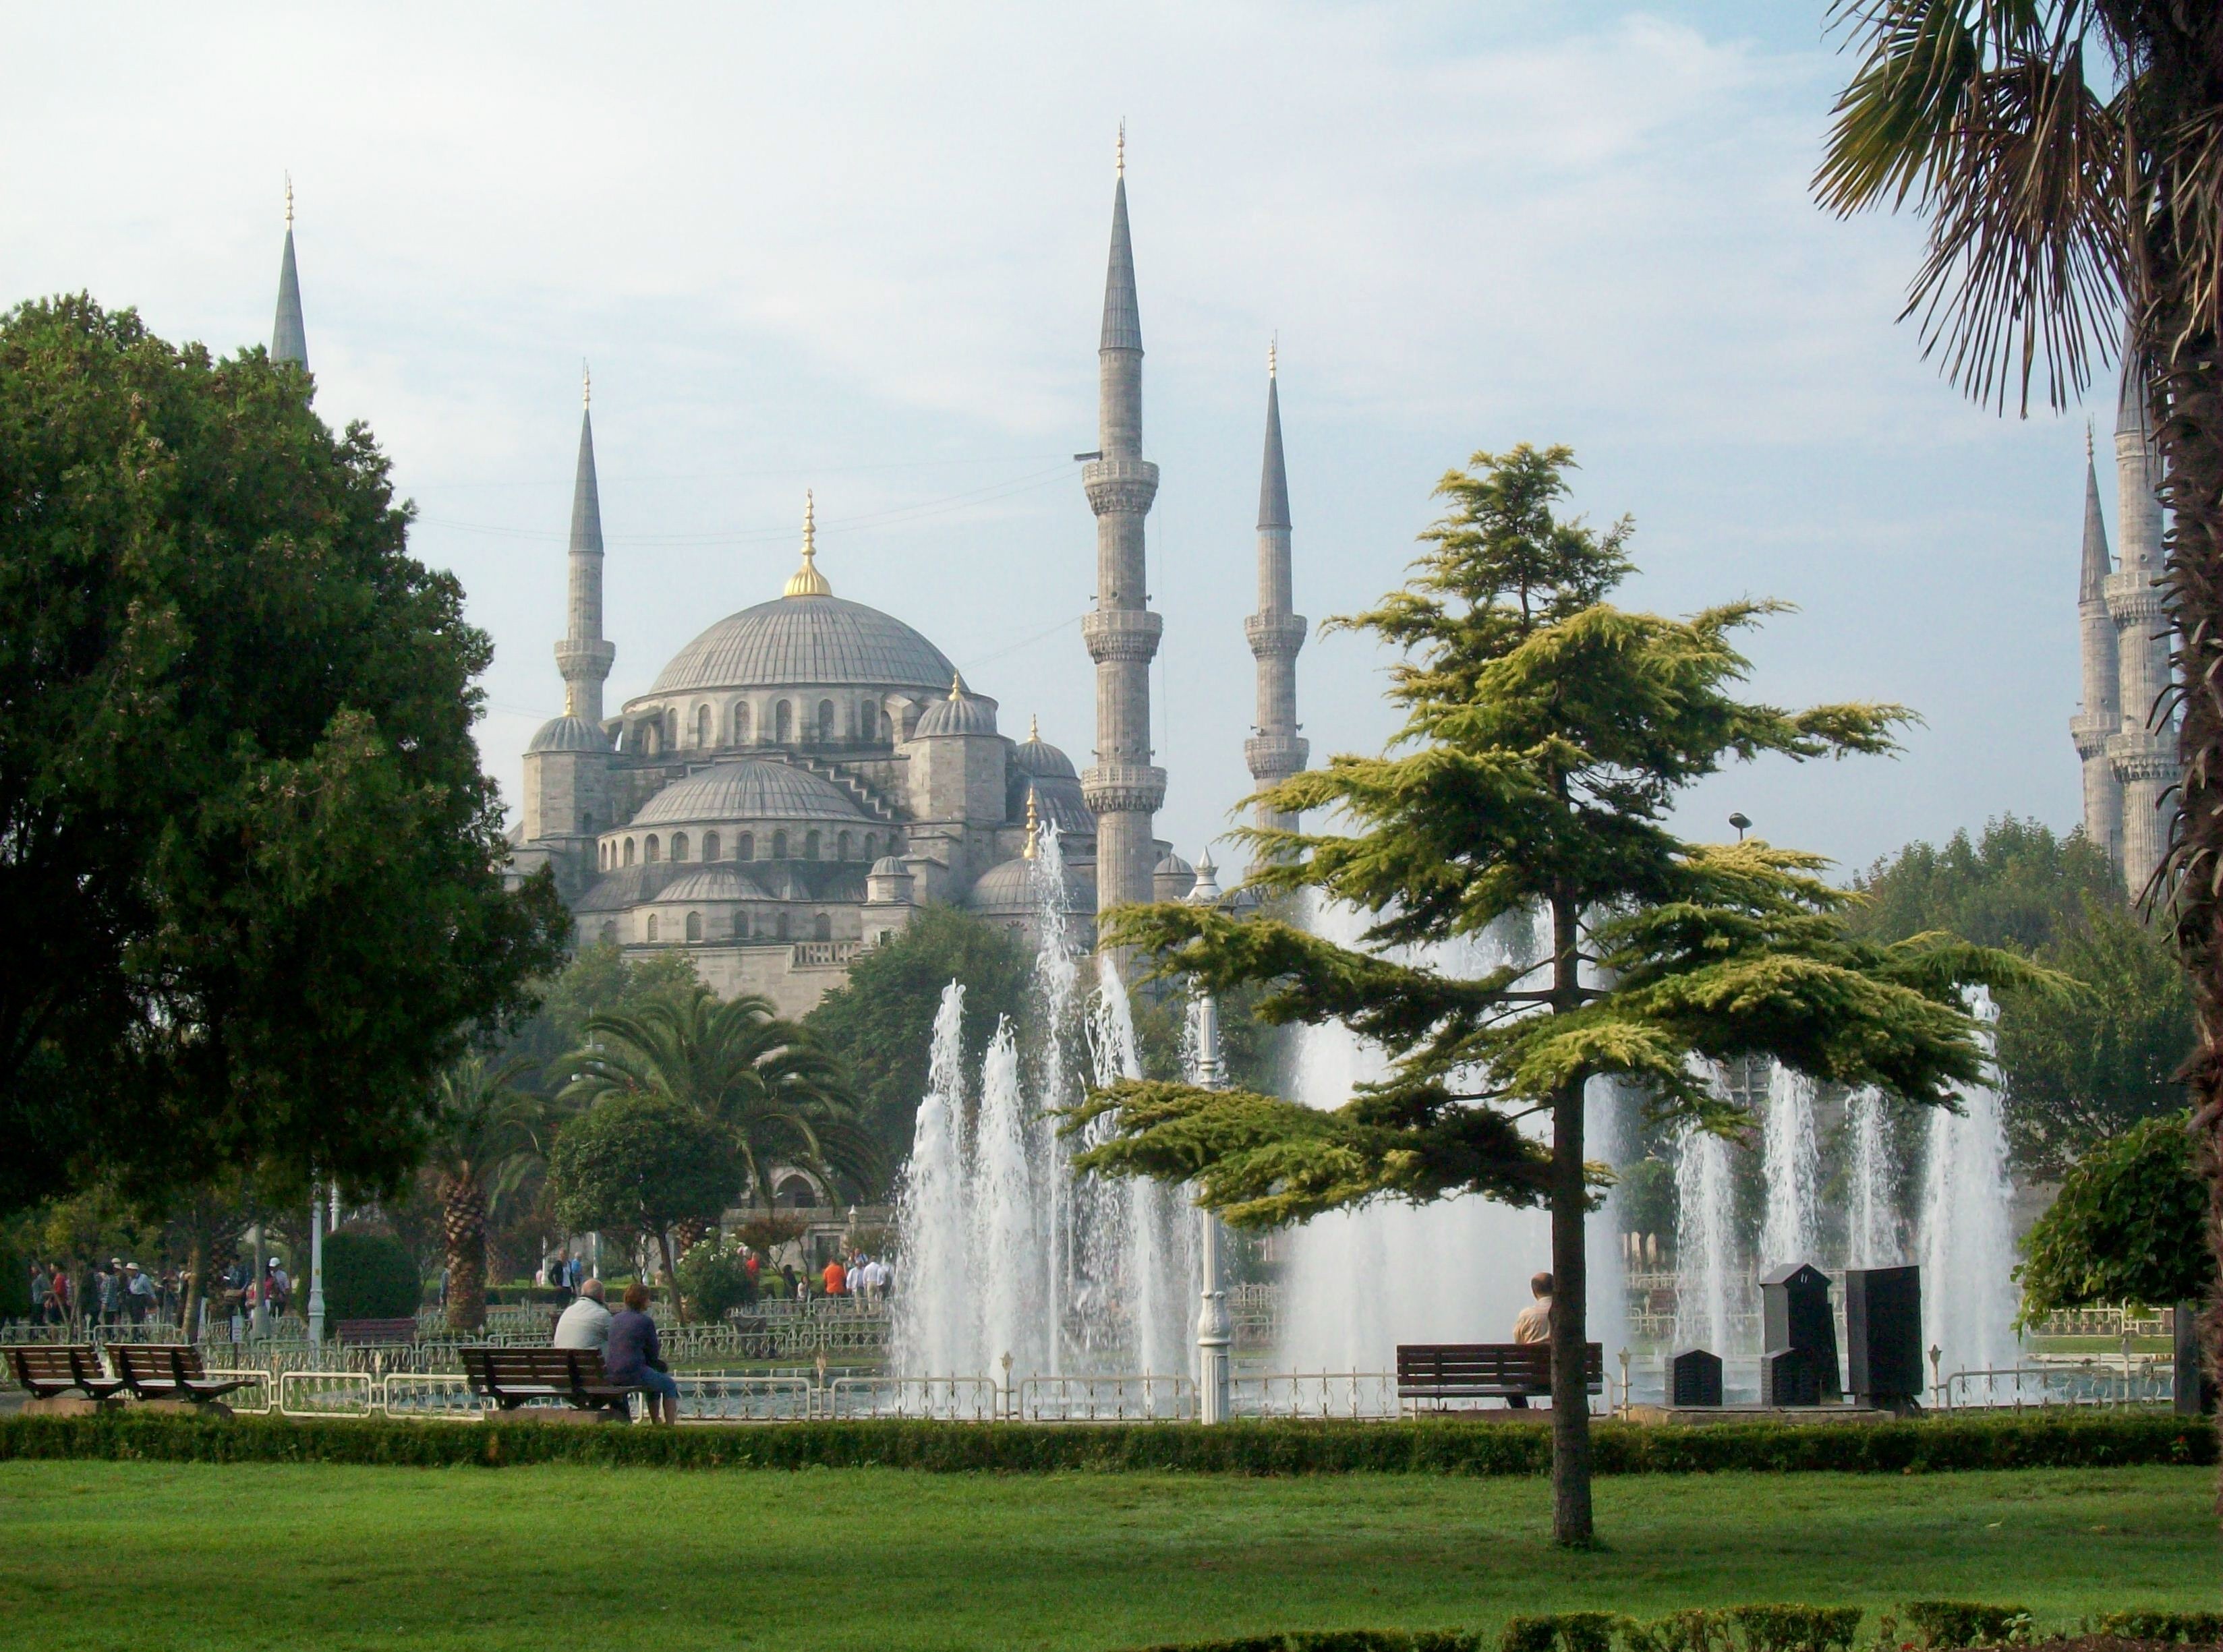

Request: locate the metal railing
(1932, 1361), (2175, 1410)
(1231, 1371), (1400, 1420)
(277, 1371), (379, 1419)
(1015, 1374), (1194, 1422)
(828, 1375), (1000, 1421)
(671, 1375), (815, 1422)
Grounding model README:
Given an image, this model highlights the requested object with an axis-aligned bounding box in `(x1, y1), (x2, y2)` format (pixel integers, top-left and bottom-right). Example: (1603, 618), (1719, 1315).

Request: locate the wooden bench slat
(112, 1343), (253, 1404)
(461, 1345), (639, 1411)
(7, 1345), (125, 1400)
(1395, 1342), (1605, 1398)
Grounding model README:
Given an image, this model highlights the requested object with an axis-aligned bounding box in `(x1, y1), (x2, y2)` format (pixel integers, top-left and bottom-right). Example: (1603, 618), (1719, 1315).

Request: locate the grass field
(2, 1462), (2214, 1652)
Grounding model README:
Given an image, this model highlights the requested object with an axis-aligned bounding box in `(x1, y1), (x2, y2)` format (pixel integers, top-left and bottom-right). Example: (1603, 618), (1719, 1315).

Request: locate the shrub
(1901, 1602), (2031, 1649)
(674, 1239), (758, 1323)
(1619, 1611), (1734, 1652)
(319, 1232), (420, 1326)
(1727, 1606), (1862, 1652)
(1501, 1616), (1615, 1652)
(2015, 1113), (2212, 1321)
(0, 1247), (30, 1321)
(2090, 1610), (2223, 1643)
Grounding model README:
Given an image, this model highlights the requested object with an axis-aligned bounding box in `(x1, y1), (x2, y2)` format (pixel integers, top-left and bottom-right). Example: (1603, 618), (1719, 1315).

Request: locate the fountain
(1846, 1087), (1897, 1270)
(1758, 1063), (1820, 1271)
(1672, 1103), (1741, 1358)
(1918, 989), (2019, 1382)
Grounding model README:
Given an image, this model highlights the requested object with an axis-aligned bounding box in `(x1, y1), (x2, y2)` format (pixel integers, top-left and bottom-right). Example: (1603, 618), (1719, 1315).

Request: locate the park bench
(6, 1345), (126, 1403)
(461, 1346), (641, 1415)
(334, 1317), (419, 1347)
(1395, 1343), (1605, 1408)
(110, 1343), (256, 1406)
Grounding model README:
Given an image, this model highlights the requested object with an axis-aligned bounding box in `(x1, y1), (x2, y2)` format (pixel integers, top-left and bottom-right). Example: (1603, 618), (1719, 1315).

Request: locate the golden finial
(285, 173), (294, 231)
(784, 490), (832, 597)
(1023, 788), (1040, 859)
(1028, 713), (1040, 742)
(583, 360), (591, 409)
(948, 671), (966, 701)
(1116, 121), (1125, 179)
(1269, 334), (1277, 380)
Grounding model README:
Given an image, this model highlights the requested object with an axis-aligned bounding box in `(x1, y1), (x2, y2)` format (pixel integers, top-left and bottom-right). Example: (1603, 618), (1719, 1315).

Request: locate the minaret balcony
(1081, 763), (1167, 815)
(2101, 570), (2169, 624)
(1082, 456), (1159, 517)
(2107, 728), (2181, 784)
(1245, 734), (1308, 779)
(2069, 711), (2117, 761)
(554, 638), (616, 678)
(1082, 608), (1164, 663)
(1244, 613), (1307, 657)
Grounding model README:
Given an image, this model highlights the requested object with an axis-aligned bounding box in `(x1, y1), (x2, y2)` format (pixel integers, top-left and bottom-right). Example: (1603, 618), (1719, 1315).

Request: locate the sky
(0, 3), (2118, 879)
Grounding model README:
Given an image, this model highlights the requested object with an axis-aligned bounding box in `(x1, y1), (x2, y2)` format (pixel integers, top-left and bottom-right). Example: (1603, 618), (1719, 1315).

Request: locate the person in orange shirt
(821, 1256), (847, 1297)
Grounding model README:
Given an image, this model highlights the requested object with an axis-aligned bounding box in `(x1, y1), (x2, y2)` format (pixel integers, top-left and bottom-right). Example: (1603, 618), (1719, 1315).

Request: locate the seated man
(552, 1278), (611, 1350)
(1507, 1270), (1553, 1409)
(605, 1282), (679, 1425)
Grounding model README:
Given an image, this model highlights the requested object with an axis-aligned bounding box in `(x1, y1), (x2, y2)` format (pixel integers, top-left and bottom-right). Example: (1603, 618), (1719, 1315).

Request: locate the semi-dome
(657, 866), (750, 903)
(527, 714), (614, 754)
(914, 679), (999, 738)
(1011, 714), (1077, 779)
(629, 759), (865, 827)
(648, 594), (956, 697)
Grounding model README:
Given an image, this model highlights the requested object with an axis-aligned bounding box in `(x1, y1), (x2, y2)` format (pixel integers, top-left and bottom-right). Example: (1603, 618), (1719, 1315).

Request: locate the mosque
(264, 148), (1310, 1017)
(2070, 333), (2183, 895)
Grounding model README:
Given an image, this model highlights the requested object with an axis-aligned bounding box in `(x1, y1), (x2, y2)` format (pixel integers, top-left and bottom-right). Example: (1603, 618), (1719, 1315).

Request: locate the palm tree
(426, 1053), (547, 1334)
(1815, 1), (2223, 1405)
(559, 989), (877, 1278)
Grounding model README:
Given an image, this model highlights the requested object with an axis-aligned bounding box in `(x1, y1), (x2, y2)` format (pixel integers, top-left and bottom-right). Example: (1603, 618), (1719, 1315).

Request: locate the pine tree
(1076, 445), (2041, 1545)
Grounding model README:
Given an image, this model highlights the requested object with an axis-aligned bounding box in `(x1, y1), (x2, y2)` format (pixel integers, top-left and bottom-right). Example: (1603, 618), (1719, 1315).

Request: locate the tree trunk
(440, 1173), (488, 1335)
(1547, 894), (1594, 1546)
(656, 1229), (681, 1323)
(180, 1225), (207, 1346)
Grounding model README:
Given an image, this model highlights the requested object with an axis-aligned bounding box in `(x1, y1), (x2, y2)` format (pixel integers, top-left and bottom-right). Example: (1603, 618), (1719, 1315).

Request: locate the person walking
(124, 1263), (154, 1325)
(605, 1281), (679, 1425)
(96, 1261), (123, 1330)
(821, 1256), (846, 1299)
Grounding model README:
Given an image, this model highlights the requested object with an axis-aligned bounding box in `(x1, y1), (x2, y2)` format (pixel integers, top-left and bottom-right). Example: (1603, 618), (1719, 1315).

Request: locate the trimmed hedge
(2091, 1613), (2223, 1645)
(0, 1409), (2209, 1476)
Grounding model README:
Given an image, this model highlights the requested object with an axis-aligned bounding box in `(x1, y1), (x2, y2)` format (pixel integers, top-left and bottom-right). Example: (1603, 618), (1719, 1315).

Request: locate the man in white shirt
(552, 1278), (612, 1350)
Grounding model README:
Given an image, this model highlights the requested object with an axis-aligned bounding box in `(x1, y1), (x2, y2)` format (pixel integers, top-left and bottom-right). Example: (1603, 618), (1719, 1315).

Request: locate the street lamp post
(1188, 854), (1232, 1426)
(307, 1181), (327, 1347)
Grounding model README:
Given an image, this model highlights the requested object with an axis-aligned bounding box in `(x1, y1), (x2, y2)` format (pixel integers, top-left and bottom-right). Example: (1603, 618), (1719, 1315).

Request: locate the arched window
(812, 912), (832, 942)
(671, 832), (689, 862)
(772, 830), (788, 858)
(623, 838), (636, 867)
(805, 829), (820, 860)
(685, 911), (702, 942)
(695, 706), (712, 747)
(776, 911), (791, 941)
(864, 833), (877, 862)
(641, 721), (659, 757)
(644, 835), (661, 864)
(732, 702), (751, 744)
(837, 831), (851, 861)
(599, 842), (609, 870)
(645, 914), (660, 943)
(775, 701), (792, 743)
(859, 701), (877, 742)
(703, 831), (720, 861)
(817, 699), (836, 741)
(600, 922), (617, 943)
(664, 709), (678, 750)
(737, 831), (754, 860)
(733, 911), (750, 939)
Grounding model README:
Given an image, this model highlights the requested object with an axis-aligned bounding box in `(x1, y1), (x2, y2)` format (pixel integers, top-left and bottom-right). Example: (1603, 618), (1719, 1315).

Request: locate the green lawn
(0, 1461), (2212, 1651)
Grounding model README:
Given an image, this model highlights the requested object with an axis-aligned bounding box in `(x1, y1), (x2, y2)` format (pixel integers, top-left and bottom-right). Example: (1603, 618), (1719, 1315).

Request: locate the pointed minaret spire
(1245, 340), (1306, 854)
(2071, 421), (2121, 860)
(554, 380), (615, 725)
(2104, 317), (2180, 891)
(785, 490), (832, 597)
(1080, 127), (1165, 931)
(272, 174), (308, 370)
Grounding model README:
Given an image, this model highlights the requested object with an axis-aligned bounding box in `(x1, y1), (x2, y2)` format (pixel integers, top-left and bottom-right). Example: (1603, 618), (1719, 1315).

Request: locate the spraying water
(1672, 1111), (1740, 1356)
(1758, 1063), (1820, 1270)
(1918, 989), (2019, 1381)
(1846, 1088), (1898, 1269)
(890, 984), (972, 1377)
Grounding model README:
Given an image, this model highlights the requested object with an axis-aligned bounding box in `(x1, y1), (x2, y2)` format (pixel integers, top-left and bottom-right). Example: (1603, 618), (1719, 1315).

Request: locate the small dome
(658, 866), (749, 904)
(527, 715), (614, 754)
(914, 680), (999, 738)
(1154, 852), (1194, 877)
(869, 856), (910, 877)
(629, 759), (865, 827)
(969, 856), (1088, 916)
(1012, 715), (1077, 779)
(648, 596), (955, 697)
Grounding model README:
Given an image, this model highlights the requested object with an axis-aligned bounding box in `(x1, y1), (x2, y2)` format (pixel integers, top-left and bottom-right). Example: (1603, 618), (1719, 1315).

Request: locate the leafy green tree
(500, 941), (702, 1092)
(803, 906), (1029, 1166)
(0, 296), (567, 1218)
(1076, 444), (2031, 1545)
(1815, 0), (2223, 1414)
(319, 1230), (422, 1326)
(562, 989), (875, 1213)
(548, 1095), (736, 1309)
(425, 1054), (548, 1332)
(2018, 1113), (2213, 1317)
(1849, 821), (2193, 1171)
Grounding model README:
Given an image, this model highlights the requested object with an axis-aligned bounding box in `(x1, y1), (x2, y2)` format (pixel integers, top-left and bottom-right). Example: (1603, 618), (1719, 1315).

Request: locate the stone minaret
(272, 176), (308, 369)
(1080, 128), (1165, 918)
(2104, 325), (2180, 891)
(555, 367), (616, 725)
(1244, 341), (1307, 847)
(2070, 428), (2122, 860)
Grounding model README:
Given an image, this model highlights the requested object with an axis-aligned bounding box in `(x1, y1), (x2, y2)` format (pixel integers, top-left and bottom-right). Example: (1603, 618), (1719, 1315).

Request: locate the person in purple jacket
(605, 1281), (679, 1423)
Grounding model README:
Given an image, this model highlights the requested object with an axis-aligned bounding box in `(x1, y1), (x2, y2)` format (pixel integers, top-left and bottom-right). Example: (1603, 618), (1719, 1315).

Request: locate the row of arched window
(601, 827), (890, 871)
(602, 910), (836, 945)
(637, 697), (888, 757)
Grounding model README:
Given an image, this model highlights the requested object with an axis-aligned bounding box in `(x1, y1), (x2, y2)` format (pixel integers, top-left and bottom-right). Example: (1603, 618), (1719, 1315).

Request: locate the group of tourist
(26, 1258), (179, 1328)
(819, 1251), (890, 1304)
(537, 1253), (586, 1295)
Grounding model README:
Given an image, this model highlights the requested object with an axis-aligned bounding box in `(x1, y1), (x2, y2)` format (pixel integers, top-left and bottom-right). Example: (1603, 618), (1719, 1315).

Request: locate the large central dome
(648, 593), (957, 697)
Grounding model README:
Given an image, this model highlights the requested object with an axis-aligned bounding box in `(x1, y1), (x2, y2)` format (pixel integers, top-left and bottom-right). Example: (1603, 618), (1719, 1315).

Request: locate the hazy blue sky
(2, 4), (2115, 877)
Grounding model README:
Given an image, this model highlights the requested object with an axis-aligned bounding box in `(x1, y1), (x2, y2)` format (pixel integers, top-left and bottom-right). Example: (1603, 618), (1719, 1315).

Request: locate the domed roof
(1012, 714), (1076, 779)
(1154, 851), (1194, 877)
(869, 856), (911, 877)
(629, 759), (865, 827)
(657, 865), (750, 903)
(914, 678), (999, 738)
(648, 594), (956, 697)
(527, 714), (614, 754)
(969, 856), (1089, 916)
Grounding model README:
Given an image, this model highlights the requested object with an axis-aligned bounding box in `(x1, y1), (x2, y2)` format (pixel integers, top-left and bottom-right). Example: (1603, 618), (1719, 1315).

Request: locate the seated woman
(604, 1282), (679, 1424)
